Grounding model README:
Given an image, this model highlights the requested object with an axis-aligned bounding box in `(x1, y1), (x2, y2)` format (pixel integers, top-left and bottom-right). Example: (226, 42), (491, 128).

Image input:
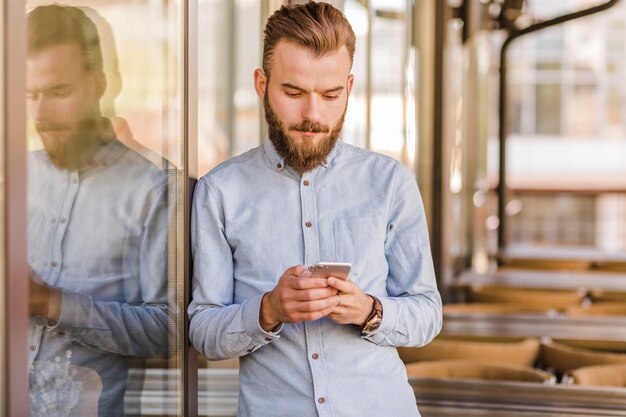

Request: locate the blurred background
(3, 0), (626, 416)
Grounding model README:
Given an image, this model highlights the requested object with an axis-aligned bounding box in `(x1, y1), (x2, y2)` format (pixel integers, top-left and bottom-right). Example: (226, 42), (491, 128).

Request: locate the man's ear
(254, 68), (267, 100)
(347, 74), (354, 97)
(93, 71), (107, 100)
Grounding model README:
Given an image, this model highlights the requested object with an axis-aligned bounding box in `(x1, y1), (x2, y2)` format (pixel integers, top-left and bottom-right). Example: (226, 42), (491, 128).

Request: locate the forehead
(269, 41), (352, 89)
(27, 43), (87, 82)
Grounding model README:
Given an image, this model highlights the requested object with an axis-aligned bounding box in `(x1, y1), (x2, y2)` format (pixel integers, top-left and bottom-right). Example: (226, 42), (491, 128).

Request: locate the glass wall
(24, 1), (186, 415)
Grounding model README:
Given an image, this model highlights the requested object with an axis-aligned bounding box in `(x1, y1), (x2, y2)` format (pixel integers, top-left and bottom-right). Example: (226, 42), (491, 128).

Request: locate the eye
(26, 92), (38, 101)
(50, 88), (71, 98)
(285, 91), (301, 98)
(323, 95), (340, 101)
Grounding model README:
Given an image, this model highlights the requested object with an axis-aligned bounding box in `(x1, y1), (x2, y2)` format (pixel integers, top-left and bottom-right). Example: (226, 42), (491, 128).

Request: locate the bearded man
(189, 2), (442, 416)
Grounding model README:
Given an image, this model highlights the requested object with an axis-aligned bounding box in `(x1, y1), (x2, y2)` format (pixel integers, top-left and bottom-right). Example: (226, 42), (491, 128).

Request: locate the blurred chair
(565, 364), (626, 387)
(405, 360), (555, 384)
(540, 341), (626, 374)
(444, 302), (555, 315)
(589, 289), (626, 303)
(465, 285), (585, 309)
(566, 302), (626, 317)
(500, 258), (591, 271)
(398, 337), (540, 367)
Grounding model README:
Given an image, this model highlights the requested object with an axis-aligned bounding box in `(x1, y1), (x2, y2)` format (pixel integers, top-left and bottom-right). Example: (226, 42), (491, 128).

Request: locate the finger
(326, 276), (353, 292)
(289, 276), (330, 290)
(304, 304), (337, 321)
(291, 295), (340, 313)
(284, 265), (309, 277)
(290, 287), (339, 301)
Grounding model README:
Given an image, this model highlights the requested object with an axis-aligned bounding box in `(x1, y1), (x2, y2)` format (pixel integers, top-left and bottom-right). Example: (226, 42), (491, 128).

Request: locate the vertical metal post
(227, 0), (237, 156)
(3, 0), (28, 415)
(401, 0), (409, 165)
(184, 0), (198, 413)
(365, 2), (373, 150)
(414, 0), (448, 292)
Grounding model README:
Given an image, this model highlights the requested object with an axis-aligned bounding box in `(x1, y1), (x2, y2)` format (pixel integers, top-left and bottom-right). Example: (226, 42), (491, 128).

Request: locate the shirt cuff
(53, 290), (94, 330)
(362, 296), (397, 343)
(242, 293), (282, 345)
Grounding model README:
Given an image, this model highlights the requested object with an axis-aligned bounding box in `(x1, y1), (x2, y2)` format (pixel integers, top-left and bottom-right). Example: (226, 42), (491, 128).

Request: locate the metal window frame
(2, 0), (28, 416)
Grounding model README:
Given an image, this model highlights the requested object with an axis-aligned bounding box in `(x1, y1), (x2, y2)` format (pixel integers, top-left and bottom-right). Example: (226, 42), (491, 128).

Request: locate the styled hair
(27, 4), (103, 73)
(262, 1), (355, 78)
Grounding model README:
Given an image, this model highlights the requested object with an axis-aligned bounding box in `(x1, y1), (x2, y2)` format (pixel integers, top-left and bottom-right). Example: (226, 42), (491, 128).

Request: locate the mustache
(35, 121), (70, 132)
(288, 120), (330, 134)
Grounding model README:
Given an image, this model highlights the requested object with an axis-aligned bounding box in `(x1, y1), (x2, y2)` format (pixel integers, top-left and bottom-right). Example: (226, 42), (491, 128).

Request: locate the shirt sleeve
(363, 163), (443, 347)
(51, 172), (172, 359)
(188, 176), (280, 361)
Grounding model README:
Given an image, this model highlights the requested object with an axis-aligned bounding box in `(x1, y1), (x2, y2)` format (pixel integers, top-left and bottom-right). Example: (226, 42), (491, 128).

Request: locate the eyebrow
(281, 82), (344, 94)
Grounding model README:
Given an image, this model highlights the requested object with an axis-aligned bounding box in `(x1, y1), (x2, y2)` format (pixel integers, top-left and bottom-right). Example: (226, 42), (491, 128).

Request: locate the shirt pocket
(332, 216), (386, 280)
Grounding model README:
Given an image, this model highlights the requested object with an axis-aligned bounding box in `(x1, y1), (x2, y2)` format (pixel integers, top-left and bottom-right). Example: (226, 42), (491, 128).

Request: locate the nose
(29, 95), (51, 122)
(301, 95), (321, 122)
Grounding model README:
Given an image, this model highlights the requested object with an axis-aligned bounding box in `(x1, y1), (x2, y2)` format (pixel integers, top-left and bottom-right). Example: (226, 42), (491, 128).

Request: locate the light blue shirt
(190, 139), (442, 417)
(28, 138), (171, 417)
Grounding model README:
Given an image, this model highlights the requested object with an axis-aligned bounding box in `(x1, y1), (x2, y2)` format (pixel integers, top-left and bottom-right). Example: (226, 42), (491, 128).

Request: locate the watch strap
(359, 295), (383, 334)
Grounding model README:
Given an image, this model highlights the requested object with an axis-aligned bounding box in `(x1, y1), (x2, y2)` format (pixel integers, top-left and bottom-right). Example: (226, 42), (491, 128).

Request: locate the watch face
(363, 316), (381, 334)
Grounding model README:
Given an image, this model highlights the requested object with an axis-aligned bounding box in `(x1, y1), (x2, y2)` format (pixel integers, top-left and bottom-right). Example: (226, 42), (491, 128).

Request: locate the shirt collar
(262, 136), (340, 172)
(89, 118), (125, 169)
(89, 137), (126, 169)
(263, 137), (286, 172)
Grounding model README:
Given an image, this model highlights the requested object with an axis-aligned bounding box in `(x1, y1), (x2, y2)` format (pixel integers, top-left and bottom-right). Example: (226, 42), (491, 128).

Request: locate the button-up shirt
(189, 139), (442, 417)
(28, 139), (170, 417)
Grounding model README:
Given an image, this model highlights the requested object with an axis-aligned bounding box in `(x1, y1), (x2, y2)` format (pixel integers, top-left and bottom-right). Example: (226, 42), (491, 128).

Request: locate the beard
(37, 117), (110, 170)
(264, 91), (347, 174)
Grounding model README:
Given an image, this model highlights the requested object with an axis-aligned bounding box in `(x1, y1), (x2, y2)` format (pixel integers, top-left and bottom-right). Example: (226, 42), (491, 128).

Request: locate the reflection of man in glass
(26, 5), (169, 416)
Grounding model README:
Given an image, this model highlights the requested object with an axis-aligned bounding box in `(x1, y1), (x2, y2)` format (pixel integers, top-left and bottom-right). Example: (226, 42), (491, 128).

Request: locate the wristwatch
(359, 295), (383, 336)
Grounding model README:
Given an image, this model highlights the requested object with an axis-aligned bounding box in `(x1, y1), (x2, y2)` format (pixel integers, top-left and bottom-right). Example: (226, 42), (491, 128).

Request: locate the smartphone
(310, 262), (352, 280)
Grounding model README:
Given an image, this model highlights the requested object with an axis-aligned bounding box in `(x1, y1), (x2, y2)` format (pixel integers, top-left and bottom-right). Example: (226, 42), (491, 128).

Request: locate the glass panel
(197, 0), (262, 178)
(25, 2), (185, 416)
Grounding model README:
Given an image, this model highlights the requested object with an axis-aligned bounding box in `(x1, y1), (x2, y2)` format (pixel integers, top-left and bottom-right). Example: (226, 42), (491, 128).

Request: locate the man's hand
(260, 265), (340, 332)
(326, 277), (374, 326)
(29, 274), (62, 322)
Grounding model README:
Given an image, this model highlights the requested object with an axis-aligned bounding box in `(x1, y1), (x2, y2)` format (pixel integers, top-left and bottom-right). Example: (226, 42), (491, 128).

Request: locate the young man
(27, 5), (170, 416)
(189, 2), (442, 416)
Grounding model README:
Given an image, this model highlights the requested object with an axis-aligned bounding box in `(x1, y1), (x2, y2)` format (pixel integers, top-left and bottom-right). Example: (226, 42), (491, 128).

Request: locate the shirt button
(30, 345), (36, 352)
(312, 353), (319, 360)
(305, 221), (312, 228)
(303, 180), (310, 186)
(51, 261), (59, 268)
(59, 218), (67, 224)
(318, 397), (325, 404)
(276, 163), (282, 170)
